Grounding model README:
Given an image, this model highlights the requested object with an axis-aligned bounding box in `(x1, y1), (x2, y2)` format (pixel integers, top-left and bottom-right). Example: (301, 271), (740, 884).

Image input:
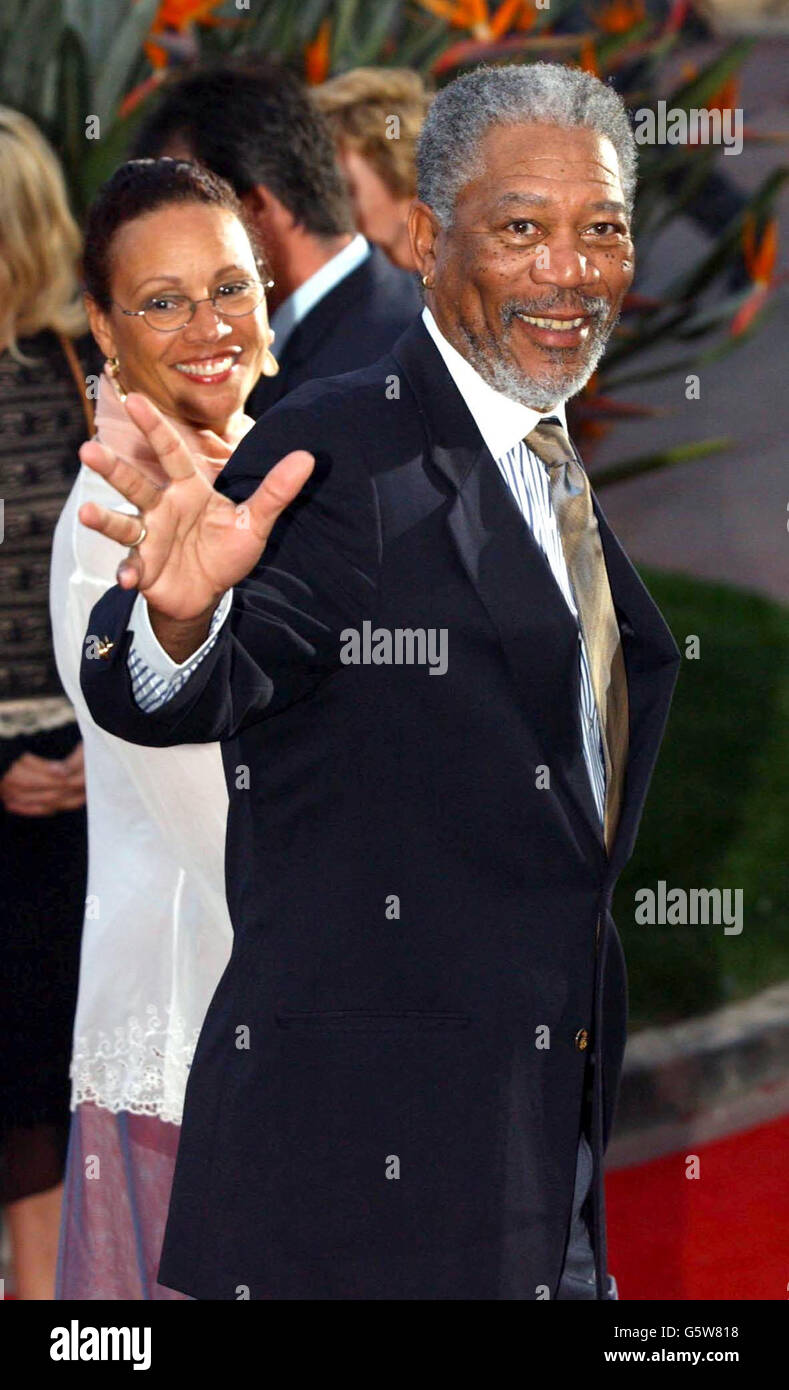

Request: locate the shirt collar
(421, 306), (568, 461)
(270, 234), (370, 356)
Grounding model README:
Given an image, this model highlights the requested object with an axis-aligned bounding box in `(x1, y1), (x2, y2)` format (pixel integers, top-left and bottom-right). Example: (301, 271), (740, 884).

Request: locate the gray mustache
(501, 295), (609, 323)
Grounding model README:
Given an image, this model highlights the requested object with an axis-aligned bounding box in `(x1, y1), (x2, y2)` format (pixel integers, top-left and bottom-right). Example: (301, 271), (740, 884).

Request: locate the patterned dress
(0, 329), (98, 1204)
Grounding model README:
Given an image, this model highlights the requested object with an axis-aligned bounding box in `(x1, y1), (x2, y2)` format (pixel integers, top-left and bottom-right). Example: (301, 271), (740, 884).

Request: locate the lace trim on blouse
(70, 1005), (202, 1126)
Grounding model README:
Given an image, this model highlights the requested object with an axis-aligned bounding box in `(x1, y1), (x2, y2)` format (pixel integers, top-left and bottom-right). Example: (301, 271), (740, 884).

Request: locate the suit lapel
(394, 318), (680, 872)
(394, 320), (608, 864)
(250, 254), (378, 415)
(592, 498), (680, 880)
(451, 444), (608, 863)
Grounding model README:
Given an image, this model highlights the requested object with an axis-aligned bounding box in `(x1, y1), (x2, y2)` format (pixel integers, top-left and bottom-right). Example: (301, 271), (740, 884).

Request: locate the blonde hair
(314, 68), (431, 200)
(0, 107), (86, 359)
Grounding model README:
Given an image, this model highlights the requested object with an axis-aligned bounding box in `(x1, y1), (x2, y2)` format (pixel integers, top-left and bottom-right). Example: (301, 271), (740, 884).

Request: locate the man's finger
(244, 451), (315, 538)
(124, 394), (198, 482)
(84, 446), (163, 511)
(78, 502), (149, 550)
(79, 441), (164, 513)
(80, 438), (119, 476)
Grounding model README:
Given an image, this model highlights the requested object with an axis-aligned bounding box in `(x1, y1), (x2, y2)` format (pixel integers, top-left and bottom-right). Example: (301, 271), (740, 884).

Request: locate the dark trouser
(554, 1132), (618, 1301)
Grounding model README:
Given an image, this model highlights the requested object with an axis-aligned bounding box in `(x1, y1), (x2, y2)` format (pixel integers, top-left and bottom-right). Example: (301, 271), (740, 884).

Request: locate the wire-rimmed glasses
(113, 278), (274, 332)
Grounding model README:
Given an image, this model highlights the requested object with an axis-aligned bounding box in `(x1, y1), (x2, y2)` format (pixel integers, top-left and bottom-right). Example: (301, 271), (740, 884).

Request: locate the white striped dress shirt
(422, 309), (606, 828)
(127, 587), (232, 713)
(125, 307), (606, 830)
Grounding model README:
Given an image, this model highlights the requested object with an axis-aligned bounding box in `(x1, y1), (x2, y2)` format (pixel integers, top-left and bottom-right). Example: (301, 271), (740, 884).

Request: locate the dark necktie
(525, 419), (629, 852)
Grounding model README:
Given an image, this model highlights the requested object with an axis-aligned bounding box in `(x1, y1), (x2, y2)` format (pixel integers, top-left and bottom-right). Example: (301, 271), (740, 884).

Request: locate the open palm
(78, 393), (314, 623)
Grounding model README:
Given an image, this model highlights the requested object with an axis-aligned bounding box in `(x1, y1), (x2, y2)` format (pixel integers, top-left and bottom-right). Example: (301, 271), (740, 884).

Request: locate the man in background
(132, 58), (421, 417)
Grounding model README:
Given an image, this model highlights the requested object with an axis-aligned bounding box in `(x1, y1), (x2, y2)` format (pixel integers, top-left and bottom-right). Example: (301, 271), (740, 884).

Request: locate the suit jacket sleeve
(79, 388), (382, 748)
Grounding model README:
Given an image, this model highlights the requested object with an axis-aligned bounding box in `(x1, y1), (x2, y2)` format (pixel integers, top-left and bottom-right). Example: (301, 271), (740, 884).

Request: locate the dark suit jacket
(80, 318), (680, 1300)
(247, 244), (422, 418)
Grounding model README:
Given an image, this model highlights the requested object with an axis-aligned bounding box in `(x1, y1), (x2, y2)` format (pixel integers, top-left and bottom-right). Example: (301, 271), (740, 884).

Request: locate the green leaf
(54, 23), (91, 218)
(81, 97), (156, 207)
(0, 0), (63, 109)
(0, 0), (26, 49)
(593, 437), (731, 489)
(595, 18), (655, 70)
(394, 17), (451, 75)
(64, 0), (131, 68)
(601, 355), (704, 391)
(666, 39), (753, 114)
(602, 307), (694, 369)
(93, 0), (158, 128)
(674, 289), (754, 338)
(329, 0), (361, 69)
(293, 0), (336, 45)
(352, 0), (401, 68)
(665, 167), (787, 301)
(640, 148), (723, 242)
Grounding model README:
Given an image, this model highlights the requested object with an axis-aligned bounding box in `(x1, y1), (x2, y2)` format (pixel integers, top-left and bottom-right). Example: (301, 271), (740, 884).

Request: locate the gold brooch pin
(97, 636), (115, 660)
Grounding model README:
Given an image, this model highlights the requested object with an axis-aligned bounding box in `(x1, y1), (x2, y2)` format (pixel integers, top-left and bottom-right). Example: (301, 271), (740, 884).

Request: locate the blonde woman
(0, 107), (99, 1299)
(314, 68), (431, 271)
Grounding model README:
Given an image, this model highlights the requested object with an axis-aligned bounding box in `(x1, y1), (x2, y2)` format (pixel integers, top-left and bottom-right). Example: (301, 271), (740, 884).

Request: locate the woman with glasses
(50, 159), (278, 1298)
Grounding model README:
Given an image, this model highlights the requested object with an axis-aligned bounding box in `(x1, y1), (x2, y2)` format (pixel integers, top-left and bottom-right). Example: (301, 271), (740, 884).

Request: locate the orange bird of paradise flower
(415, 0), (537, 39)
(731, 217), (782, 338)
(594, 0), (646, 34)
(304, 18), (331, 85)
(578, 37), (600, 76)
(144, 0), (225, 70)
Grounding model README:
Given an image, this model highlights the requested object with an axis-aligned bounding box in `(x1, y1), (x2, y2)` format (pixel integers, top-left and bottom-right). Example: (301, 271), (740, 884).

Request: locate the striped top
(128, 588), (231, 714)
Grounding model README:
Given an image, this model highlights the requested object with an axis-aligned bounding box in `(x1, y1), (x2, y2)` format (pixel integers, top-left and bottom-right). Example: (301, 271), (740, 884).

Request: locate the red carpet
(606, 1112), (789, 1300)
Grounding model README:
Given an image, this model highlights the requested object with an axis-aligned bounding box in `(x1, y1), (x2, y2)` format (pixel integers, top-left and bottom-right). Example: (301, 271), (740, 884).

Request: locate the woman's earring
(106, 356), (127, 402)
(421, 273), (433, 288)
(262, 327), (279, 378)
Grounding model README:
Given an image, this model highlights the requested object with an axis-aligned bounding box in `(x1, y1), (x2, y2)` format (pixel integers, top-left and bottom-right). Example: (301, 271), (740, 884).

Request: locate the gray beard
(458, 294), (617, 413)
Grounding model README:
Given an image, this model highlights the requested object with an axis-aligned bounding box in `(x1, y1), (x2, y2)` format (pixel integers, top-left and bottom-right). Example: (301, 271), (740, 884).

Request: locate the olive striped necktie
(525, 418), (629, 852)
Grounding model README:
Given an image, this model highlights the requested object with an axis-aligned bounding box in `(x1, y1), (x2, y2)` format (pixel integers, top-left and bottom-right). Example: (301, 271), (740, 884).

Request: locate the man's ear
(242, 184), (293, 235)
(84, 293), (117, 363)
(408, 200), (441, 284)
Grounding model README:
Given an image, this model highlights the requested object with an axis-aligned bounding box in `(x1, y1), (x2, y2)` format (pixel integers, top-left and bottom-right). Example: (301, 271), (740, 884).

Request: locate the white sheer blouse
(50, 462), (233, 1124)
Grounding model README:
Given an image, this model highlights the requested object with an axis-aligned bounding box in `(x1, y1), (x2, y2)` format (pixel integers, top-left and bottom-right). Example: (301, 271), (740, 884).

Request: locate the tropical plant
(0, 0), (783, 479)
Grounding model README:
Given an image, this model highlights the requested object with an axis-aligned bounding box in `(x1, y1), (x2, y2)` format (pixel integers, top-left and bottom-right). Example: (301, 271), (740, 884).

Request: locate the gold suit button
(574, 1028), (589, 1051)
(97, 636), (115, 660)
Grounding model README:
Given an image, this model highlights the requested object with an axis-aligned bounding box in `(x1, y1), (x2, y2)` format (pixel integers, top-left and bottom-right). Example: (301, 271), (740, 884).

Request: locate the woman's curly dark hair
(82, 158), (269, 310)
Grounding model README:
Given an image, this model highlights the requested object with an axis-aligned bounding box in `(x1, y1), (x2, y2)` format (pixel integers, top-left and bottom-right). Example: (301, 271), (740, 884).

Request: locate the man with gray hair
(77, 62), (680, 1300)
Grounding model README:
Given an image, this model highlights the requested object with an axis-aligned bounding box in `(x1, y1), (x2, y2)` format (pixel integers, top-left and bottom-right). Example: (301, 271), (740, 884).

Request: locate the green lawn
(614, 567), (789, 1030)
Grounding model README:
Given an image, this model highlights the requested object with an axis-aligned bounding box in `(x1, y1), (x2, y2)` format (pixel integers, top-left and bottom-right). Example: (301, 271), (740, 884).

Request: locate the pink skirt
(56, 1101), (191, 1299)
